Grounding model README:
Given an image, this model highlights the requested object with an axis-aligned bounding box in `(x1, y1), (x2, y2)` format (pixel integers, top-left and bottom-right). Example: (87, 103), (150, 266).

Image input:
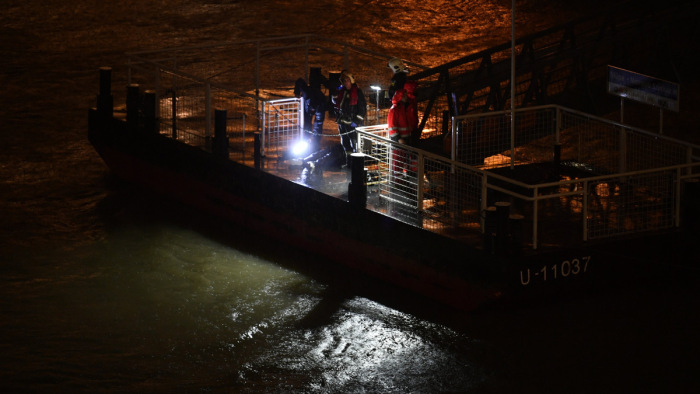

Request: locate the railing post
(555, 106), (561, 145)
(416, 152), (425, 212)
(619, 127), (627, 173)
(260, 101), (266, 157)
(256, 41), (261, 101)
(481, 172), (488, 231)
(451, 116), (457, 162)
(254, 132), (262, 169)
(171, 89), (177, 139)
(304, 35), (310, 82)
(242, 113), (247, 154)
(126, 83), (140, 128)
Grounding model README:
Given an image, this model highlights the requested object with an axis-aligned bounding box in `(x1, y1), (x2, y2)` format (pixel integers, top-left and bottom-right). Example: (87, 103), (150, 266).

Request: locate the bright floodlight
(291, 139), (309, 157)
(370, 85), (381, 91)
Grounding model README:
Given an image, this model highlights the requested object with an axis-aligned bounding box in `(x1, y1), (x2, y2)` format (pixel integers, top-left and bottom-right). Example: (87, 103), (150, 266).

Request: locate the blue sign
(608, 66), (679, 112)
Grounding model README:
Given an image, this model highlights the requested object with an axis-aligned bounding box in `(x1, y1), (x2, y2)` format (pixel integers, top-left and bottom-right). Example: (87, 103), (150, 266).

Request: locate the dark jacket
(334, 84), (366, 127)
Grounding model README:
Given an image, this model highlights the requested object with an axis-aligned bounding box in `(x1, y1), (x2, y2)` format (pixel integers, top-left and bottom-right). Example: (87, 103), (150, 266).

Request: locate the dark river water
(2, 0), (699, 392)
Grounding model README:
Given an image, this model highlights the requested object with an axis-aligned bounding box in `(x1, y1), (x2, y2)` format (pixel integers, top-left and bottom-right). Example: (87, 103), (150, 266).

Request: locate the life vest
(335, 84), (365, 125)
(387, 81), (418, 141)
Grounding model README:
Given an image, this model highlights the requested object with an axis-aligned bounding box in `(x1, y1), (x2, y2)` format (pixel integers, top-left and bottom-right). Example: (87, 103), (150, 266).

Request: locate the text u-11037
(519, 256), (591, 286)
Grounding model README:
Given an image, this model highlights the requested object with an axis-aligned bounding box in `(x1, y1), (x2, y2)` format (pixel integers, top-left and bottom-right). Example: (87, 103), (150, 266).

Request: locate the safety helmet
(388, 57), (409, 73)
(340, 71), (355, 84)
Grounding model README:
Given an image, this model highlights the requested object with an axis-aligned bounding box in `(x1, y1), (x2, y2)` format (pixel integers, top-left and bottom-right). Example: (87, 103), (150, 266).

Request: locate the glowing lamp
(370, 85), (381, 125)
(291, 139), (309, 157)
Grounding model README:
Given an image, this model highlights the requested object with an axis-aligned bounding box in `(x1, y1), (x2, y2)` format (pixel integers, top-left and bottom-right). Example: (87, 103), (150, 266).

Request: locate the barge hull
(88, 109), (505, 311)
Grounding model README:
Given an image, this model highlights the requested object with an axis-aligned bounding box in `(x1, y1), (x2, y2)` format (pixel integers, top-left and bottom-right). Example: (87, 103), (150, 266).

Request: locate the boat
(88, 36), (700, 311)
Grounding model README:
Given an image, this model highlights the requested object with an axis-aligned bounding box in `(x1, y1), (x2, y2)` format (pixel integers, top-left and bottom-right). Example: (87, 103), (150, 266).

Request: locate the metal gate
(261, 98), (303, 159)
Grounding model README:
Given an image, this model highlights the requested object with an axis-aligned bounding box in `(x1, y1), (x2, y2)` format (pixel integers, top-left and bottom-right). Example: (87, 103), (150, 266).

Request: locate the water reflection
(80, 222), (482, 392)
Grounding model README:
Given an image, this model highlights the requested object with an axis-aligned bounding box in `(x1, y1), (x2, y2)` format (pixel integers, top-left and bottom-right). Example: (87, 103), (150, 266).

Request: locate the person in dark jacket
(333, 71), (366, 165)
(294, 76), (326, 153)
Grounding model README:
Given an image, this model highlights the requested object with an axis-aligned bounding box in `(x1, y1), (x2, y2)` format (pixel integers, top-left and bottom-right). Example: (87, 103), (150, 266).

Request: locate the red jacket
(387, 80), (417, 141)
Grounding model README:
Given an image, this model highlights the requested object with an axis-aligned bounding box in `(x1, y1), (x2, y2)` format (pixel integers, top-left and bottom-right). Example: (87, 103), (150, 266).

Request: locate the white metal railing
(120, 38), (700, 251)
(358, 105), (700, 249)
(451, 105), (700, 171)
(123, 62), (258, 162)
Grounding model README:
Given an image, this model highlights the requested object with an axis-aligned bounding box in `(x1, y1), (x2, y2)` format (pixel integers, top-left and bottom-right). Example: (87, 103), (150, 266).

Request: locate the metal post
(348, 153), (367, 209)
(171, 89), (177, 139)
(260, 101), (266, 157)
(620, 97), (625, 124)
(370, 85), (381, 125)
(375, 90), (380, 124)
(205, 83), (212, 139)
(143, 90), (157, 134)
(619, 127), (627, 173)
(451, 116), (457, 162)
(126, 83), (140, 128)
(242, 113), (246, 154)
(256, 41), (261, 131)
(555, 106), (561, 145)
(304, 35), (309, 82)
(416, 152), (424, 212)
(97, 67), (113, 118)
(510, 0), (516, 170)
(481, 173), (489, 232)
(214, 109), (228, 159)
(254, 132), (262, 169)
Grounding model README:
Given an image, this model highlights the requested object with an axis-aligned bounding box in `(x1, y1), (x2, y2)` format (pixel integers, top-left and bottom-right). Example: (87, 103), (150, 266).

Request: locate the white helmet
(340, 71), (355, 84)
(388, 57), (408, 73)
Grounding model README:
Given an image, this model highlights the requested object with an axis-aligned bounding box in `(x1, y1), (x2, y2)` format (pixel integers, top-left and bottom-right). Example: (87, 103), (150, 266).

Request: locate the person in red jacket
(387, 80), (418, 177)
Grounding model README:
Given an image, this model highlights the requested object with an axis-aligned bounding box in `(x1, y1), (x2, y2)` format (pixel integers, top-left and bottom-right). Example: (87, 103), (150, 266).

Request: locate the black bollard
(96, 67), (113, 118)
(254, 132), (262, 169)
(213, 109), (229, 160)
(142, 90), (157, 134)
(348, 153), (367, 209)
(126, 83), (140, 128)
